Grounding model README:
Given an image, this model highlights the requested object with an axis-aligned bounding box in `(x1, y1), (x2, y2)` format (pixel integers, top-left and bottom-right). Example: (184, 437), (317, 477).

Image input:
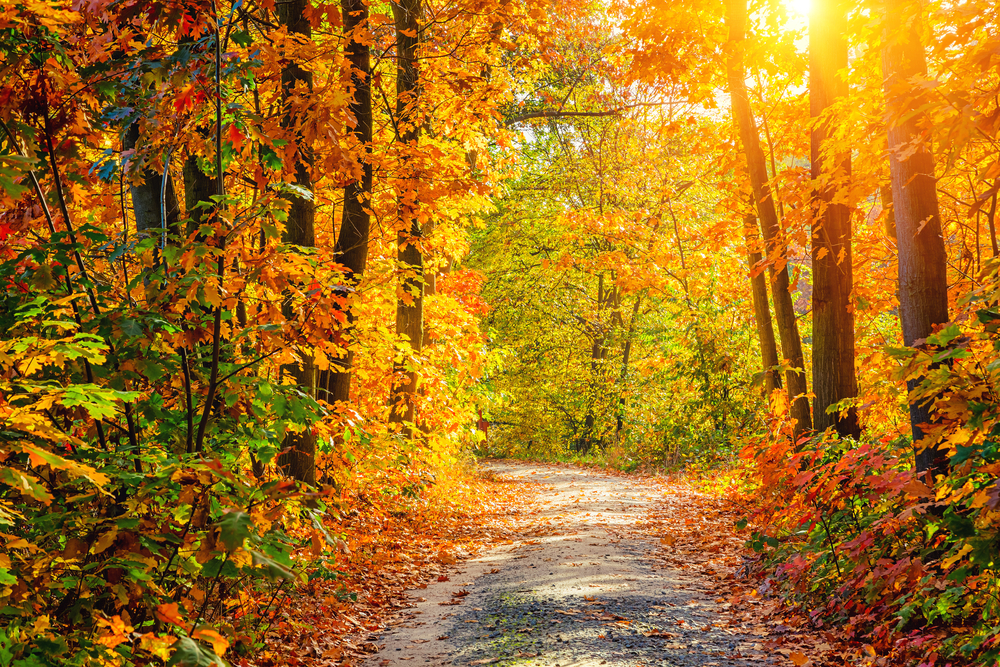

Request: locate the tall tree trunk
(323, 0), (374, 408)
(123, 122), (180, 237)
(183, 153), (219, 232)
(810, 0), (860, 437)
(277, 0), (317, 484)
(179, 35), (221, 235)
(881, 0), (950, 477)
(744, 214), (781, 395)
(580, 273), (610, 453)
(614, 295), (643, 443)
(725, 0), (812, 437)
(389, 0), (424, 430)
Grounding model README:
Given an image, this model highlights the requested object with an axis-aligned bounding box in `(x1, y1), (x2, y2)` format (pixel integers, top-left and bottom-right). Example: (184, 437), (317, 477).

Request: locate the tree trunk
(323, 0), (374, 409)
(389, 0), (424, 430)
(580, 273), (610, 453)
(725, 0), (812, 437)
(881, 0), (950, 477)
(614, 295), (643, 442)
(123, 122), (180, 238)
(810, 0), (860, 437)
(744, 214), (781, 396)
(183, 153), (219, 233)
(277, 0), (317, 484)
(179, 34), (221, 236)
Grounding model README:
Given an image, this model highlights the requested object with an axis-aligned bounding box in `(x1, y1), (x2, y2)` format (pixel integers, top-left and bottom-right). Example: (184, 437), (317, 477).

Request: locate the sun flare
(785, 0), (811, 19)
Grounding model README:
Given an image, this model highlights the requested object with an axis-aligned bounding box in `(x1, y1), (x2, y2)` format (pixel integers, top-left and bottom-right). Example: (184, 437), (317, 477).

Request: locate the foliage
(0, 0), (516, 661)
(739, 262), (1000, 666)
(4, 0), (1000, 661)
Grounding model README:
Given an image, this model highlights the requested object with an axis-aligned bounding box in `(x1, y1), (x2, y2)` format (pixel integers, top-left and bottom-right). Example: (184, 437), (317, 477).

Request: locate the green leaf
(216, 511), (253, 552)
(926, 322), (961, 346)
(120, 318), (144, 338)
(167, 637), (226, 667)
(60, 385), (139, 420)
(251, 550), (299, 582)
(0, 467), (52, 504)
(0, 155), (37, 199)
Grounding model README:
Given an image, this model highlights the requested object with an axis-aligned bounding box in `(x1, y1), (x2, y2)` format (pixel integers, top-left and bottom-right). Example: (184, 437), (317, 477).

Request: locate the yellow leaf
(985, 160), (1000, 180)
(942, 544), (973, 571)
(32, 615), (51, 635)
(970, 489), (991, 509)
(92, 527), (118, 555)
(138, 632), (174, 661)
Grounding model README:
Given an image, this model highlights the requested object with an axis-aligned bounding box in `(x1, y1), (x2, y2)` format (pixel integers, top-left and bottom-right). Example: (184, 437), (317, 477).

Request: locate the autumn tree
(744, 213), (781, 395)
(810, 0), (860, 437)
(724, 0), (812, 437)
(277, 0), (318, 482)
(881, 0), (950, 476)
(322, 0), (374, 409)
(389, 0), (425, 429)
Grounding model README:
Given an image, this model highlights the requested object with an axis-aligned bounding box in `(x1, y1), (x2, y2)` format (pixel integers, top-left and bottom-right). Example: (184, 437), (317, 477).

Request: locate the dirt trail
(362, 462), (777, 667)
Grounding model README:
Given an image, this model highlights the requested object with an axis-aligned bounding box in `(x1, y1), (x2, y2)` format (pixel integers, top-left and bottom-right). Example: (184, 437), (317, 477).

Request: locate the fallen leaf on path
(644, 629), (677, 638)
(788, 651), (811, 666)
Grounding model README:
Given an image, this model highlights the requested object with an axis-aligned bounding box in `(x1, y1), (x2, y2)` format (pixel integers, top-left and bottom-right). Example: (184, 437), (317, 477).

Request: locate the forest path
(362, 461), (782, 667)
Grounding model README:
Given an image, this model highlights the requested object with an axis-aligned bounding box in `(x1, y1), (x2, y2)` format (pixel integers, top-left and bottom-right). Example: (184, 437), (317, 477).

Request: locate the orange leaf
(193, 627), (230, 656)
(789, 651), (810, 666)
(156, 603), (190, 631)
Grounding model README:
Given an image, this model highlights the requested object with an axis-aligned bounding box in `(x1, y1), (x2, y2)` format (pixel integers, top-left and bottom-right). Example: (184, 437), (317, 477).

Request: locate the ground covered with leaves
(244, 468), (539, 666)
(249, 460), (867, 667)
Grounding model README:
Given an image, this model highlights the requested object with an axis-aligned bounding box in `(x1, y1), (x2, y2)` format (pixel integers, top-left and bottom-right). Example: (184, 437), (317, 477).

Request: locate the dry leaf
(789, 650), (811, 666)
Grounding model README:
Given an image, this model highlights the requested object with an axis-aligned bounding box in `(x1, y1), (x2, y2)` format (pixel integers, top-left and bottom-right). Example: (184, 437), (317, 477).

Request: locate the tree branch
(505, 102), (667, 126)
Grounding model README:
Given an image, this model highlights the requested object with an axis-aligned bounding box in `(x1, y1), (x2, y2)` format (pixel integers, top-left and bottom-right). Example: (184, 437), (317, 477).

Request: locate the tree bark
(183, 153), (219, 232)
(744, 214), (781, 396)
(881, 0), (950, 477)
(389, 0), (424, 430)
(614, 295), (643, 443)
(123, 122), (180, 237)
(323, 0), (374, 409)
(810, 0), (860, 437)
(725, 0), (812, 437)
(277, 0), (317, 484)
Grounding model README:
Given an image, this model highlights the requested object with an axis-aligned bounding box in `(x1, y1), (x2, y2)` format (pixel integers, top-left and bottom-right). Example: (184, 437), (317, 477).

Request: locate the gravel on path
(363, 461), (776, 667)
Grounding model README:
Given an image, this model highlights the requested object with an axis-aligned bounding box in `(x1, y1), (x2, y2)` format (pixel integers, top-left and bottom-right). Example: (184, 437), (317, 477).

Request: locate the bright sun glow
(785, 0), (811, 19)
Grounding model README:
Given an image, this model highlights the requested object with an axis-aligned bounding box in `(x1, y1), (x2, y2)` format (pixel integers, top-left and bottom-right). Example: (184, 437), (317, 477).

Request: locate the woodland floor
(336, 461), (845, 667)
